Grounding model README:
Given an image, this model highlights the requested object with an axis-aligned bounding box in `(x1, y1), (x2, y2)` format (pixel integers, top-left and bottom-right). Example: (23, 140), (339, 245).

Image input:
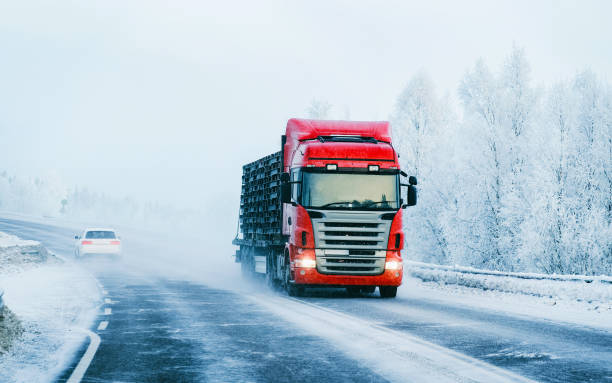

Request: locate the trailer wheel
(240, 249), (254, 279)
(240, 259), (250, 278)
(265, 250), (281, 290)
(379, 286), (397, 298)
(266, 263), (280, 290)
(265, 271), (276, 289)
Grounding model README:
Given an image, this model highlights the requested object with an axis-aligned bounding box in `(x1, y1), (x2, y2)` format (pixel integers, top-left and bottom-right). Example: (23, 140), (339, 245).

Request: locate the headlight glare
(385, 261), (402, 270)
(295, 259), (317, 268)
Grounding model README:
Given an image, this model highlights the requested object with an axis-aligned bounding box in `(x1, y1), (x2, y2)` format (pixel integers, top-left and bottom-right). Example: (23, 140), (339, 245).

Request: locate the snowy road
(0, 217), (610, 383)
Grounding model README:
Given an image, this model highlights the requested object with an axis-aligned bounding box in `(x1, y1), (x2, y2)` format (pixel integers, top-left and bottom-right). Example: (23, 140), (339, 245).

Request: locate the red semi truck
(233, 119), (417, 298)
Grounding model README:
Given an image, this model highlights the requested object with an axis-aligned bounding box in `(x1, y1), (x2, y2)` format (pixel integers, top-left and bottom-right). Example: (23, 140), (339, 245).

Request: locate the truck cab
(279, 119), (417, 297)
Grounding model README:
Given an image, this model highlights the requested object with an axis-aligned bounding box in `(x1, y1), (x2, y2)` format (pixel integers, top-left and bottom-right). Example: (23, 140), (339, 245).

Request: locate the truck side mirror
(406, 185), (417, 207)
(281, 172), (291, 203)
(409, 176), (417, 186)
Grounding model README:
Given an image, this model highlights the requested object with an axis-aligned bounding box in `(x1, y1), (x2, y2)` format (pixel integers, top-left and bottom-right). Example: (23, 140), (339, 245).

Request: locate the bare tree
(307, 99), (332, 119)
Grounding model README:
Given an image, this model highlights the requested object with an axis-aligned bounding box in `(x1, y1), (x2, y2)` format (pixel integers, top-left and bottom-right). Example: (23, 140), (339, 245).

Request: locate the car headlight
(385, 261), (402, 270)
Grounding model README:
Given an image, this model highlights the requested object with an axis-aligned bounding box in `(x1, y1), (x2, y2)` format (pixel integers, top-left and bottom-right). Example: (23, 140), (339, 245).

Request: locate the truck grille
(324, 222), (379, 228)
(310, 210), (392, 276)
(317, 257), (385, 275)
(312, 212), (391, 251)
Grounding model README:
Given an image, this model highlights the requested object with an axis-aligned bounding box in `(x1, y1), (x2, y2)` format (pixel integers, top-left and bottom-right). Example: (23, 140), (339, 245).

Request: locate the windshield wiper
(362, 200), (397, 208)
(319, 201), (354, 208)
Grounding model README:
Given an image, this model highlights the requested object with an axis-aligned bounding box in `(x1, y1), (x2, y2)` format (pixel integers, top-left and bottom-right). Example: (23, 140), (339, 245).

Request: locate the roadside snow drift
(0, 231), (57, 273)
(0, 231), (101, 383)
(407, 261), (612, 304)
(402, 261), (612, 331)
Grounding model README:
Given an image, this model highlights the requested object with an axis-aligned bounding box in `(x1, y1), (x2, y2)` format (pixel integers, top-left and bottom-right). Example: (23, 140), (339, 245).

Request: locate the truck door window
(290, 169), (301, 203)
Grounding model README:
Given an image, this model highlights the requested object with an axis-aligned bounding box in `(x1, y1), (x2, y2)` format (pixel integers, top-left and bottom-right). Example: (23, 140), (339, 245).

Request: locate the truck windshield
(301, 172), (399, 210)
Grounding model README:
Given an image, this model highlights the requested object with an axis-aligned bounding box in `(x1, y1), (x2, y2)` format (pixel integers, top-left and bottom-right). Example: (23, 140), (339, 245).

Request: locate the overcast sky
(0, 0), (610, 210)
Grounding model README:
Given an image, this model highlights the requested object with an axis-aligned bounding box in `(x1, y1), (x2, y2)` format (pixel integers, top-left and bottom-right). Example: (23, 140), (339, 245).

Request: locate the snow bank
(0, 232), (59, 274)
(0, 232), (39, 248)
(406, 260), (612, 305)
(0, 231), (102, 382)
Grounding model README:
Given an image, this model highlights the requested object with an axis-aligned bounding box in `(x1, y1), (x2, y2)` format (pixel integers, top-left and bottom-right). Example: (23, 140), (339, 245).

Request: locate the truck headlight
(385, 261), (402, 270)
(295, 259), (317, 268)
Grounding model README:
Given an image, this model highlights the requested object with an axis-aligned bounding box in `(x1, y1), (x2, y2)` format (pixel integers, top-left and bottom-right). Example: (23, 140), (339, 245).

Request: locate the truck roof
(284, 119), (397, 171)
(293, 141), (397, 169)
(285, 119), (391, 143)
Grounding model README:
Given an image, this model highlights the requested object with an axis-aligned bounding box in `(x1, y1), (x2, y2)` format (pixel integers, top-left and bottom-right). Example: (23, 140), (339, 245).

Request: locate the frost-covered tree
(519, 72), (612, 275)
(521, 72), (612, 274)
(518, 82), (573, 272)
(446, 48), (538, 271)
(497, 47), (538, 270)
(392, 73), (457, 263)
(307, 99), (332, 119)
(447, 59), (504, 268)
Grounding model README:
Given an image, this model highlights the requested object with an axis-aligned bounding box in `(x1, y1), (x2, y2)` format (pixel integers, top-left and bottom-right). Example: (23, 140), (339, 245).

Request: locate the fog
(1, 1), (611, 270)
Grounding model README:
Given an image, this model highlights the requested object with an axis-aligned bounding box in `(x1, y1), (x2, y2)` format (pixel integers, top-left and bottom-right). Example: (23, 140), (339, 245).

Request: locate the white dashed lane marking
(66, 330), (101, 383)
(97, 321), (109, 331)
(104, 298), (112, 304)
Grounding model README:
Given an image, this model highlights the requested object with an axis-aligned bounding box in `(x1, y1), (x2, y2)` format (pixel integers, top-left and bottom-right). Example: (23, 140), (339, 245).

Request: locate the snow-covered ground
(0, 231), (101, 383)
(403, 261), (612, 331)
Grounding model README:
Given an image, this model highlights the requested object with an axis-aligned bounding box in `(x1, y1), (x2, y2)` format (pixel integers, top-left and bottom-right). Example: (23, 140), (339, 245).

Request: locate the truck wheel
(361, 286), (376, 294)
(284, 256), (303, 297)
(379, 286), (397, 298)
(346, 287), (361, 296)
(287, 284), (303, 297)
(265, 251), (280, 290)
(266, 270), (280, 290)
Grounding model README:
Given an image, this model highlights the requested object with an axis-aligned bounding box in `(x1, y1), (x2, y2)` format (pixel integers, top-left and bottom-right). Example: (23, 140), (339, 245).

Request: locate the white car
(74, 228), (122, 258)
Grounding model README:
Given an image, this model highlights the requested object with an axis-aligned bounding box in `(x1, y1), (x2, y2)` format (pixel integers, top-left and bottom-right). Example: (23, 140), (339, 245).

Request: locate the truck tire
(241, 249), (254, 279)
(361, 286), (376, 294)
(379, 286), (397, 298)
(266, 267), (280, 290)
(284, 255), (303, 297)
(287, 284), (303, 297)
(346, 287), (361, 296)
(265, 251), (281, 290)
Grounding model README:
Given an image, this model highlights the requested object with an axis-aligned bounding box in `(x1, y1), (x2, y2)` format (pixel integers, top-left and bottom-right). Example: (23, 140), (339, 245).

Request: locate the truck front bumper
(291, 250), (403, 287)
(293, 267), (403, 287)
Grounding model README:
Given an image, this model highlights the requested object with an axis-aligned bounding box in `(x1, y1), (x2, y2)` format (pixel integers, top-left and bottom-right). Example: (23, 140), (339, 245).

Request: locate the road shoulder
(0, 231), (102, 382)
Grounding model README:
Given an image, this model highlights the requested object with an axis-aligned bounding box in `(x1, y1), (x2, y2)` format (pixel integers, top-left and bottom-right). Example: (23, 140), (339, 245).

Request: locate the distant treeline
(0, 171), (205, 231)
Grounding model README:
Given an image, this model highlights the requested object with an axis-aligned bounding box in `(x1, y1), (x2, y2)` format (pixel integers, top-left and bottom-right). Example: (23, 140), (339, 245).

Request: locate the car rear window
(85, 231), (116, 239)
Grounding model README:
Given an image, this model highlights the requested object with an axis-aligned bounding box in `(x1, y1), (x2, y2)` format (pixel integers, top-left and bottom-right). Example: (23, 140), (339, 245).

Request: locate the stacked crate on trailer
(233, 148), (286, 273)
